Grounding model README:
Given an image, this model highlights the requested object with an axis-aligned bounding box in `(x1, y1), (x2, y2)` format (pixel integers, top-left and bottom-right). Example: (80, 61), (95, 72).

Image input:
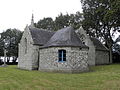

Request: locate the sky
(0, 0), (82, 32)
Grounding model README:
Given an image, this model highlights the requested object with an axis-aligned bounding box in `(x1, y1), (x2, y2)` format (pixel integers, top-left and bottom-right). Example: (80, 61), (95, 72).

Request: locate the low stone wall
(39, 47), (89, 73)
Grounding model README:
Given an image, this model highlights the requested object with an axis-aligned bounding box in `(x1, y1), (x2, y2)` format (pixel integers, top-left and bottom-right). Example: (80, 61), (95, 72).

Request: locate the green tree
(35, 12), (83, 31)
(36, 17), (55, 31)
(73, 12), (83, 29)
(81, 0), (120, 63)
(113, 36), (120, 59)
(54, 13), (71, 30)
(54, 12), (83, 30)
(0, 29), (23, 62)
(0, 38), (4, 56)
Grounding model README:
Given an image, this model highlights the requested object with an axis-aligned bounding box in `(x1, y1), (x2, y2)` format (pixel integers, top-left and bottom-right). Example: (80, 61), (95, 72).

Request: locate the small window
(58, 50), (66, 62)
(25, 38), (27, 54)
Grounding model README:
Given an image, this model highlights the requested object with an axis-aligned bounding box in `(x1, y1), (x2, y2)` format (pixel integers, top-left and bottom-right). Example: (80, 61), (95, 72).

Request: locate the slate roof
(29, 26), (107, 51)
(43, 27), (88, 48)
(90, 37), (109, 51)
(29, 27), (54, 45)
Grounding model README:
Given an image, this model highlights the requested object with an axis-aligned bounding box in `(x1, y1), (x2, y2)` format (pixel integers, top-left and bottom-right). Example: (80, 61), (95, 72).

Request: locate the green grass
(0, 64), (120, 90)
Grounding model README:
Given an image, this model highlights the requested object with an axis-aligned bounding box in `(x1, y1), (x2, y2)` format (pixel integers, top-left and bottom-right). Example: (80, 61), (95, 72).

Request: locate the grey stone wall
(76, 28), (110, 66)
(95, 50), (109, 65)
(18, 26), (39, 70)
(87, 38), (96, 66)
(31, 45), (40, 70)
(76, 27), (96, 66)
(39, 47), (89, 73)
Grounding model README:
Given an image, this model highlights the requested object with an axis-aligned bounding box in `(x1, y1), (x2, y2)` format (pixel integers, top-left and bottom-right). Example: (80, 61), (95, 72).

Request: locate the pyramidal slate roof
(90, 37), (109, 51)
(43, 26), (88, 48)
(29, 27), (55, 45)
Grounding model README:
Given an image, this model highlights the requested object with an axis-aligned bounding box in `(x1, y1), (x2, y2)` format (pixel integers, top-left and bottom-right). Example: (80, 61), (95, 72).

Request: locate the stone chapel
(18, 15), (109, 73)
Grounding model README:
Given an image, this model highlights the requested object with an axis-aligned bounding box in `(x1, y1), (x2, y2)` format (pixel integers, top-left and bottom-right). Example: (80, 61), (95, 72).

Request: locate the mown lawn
(0, 64), (120, 90)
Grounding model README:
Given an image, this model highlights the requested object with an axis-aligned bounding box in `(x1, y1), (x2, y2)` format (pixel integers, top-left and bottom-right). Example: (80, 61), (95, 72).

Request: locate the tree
(81, 0), (120, 63)
(0, 38), (4, 56)
(36, 17), (55, 31)
(35, 12), (83, 31)
(54, 12), (83, 30)
(0, 29), (23, 63)
(73, 12), (84, 29)
(54, 13), (71, 30)
(112, 35), (120, 62)
(113, 35), (120, 53)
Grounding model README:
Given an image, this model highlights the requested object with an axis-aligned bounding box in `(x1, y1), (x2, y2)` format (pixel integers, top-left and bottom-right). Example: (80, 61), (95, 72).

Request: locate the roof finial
(31, 12), (34, 27)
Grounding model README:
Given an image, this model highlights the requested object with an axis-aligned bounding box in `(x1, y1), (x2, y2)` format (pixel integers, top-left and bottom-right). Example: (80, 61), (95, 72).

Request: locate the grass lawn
(0, 64), (120, 90)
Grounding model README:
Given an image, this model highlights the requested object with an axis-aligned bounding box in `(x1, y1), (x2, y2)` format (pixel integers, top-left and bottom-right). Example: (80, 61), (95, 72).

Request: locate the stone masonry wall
(39, 47), (89, 73)
(87, 38), (96, 66)
(31, 45), (40, 70)
(95, 50), (109, 65)
(76, 28), (95, 66)
(18, 26), (39, 70)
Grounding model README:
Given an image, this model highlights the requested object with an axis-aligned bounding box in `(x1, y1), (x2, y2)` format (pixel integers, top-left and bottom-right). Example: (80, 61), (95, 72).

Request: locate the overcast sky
(0, 0), (82, 32)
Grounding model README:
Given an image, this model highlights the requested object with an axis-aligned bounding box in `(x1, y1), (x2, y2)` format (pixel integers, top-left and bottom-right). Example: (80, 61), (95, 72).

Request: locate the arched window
(58, 49), (66, 62)
(24, 38), (27, 54)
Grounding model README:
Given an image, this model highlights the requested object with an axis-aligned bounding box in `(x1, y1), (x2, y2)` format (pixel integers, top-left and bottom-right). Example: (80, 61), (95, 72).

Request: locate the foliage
(0, 29), (23, 58)
(113, 43), (120, 53)
(0, 65), (120, 90)
(81, 0), (120, 62)
(36, 12), (83, 31)
(113, 35), (120, 54)
(35, 17), (55, 31)
(81, 0), (120, 39)
(104, 0), (120, 30)
(0, 39), (4, 56)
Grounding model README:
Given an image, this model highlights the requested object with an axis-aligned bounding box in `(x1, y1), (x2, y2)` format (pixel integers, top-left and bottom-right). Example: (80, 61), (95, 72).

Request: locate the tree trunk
(106, 27), (113, 64)
(106, 33), (113, 64)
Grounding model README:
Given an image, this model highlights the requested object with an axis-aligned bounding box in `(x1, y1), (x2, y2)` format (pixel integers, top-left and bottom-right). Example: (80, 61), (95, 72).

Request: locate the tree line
(35, 12), (83, 30)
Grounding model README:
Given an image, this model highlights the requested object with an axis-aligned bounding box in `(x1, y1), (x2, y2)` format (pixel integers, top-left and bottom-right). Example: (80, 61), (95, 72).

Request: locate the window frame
(58, 49), (66, 62)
